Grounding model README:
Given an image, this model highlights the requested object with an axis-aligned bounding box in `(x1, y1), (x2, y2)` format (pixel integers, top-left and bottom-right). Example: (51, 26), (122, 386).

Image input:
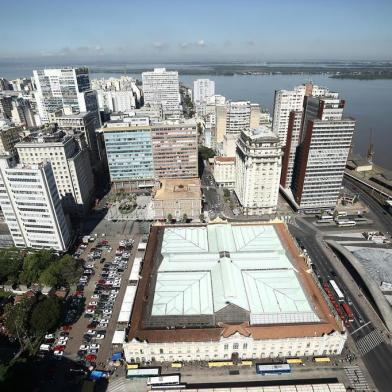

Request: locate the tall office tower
(55, 109), (102, 163)
(291, 96), (355, 210)
(142, 68), (181, 117)
(0, 95), (13, 120)
(101, 123), (154, 190)
(193, 79), (215, 104)
(215, 104), (227, 145)
(0, 156), (71, 251)
(16, 132), (94, 215)
(151, 120), (198, 179)
(235, 126), (282, 215)
(272, 83), (331, 146)
(0, 78), (11, 91)
(33, 67), (99, 123)
(10, 98), (36, 127)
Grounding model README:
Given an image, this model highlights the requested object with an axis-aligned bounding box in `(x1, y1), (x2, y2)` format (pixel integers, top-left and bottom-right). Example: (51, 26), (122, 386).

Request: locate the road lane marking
(351, 321), (371, 335)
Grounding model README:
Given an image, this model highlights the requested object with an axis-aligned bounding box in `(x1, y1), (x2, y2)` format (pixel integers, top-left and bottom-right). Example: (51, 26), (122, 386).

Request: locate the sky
(1, 0), (391, 63)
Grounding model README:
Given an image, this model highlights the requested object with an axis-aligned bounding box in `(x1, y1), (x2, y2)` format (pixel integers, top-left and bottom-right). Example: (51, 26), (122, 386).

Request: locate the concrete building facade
(193, 79), (215, 104)
(0, 157), (71, 251)
(16, 133), (94, 215)
(142, 68), (181, 117)
(291, 97), (355, 210)
(213, 156), (236, 188)
(235, 127), (282, 215)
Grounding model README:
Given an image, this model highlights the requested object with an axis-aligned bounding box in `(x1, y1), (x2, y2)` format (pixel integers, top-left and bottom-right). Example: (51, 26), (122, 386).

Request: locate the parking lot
(38, 224), (142, 369)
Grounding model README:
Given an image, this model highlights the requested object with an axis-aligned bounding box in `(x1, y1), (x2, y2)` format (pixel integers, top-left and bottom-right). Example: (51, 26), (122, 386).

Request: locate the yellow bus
(314, 357), (331, 363)
(240, 360), (253, 366)
(171, 362), (182, 368)
(208, 361), (234, 368)
(127, 364), (139, 369)
(287, 358), (303, 364)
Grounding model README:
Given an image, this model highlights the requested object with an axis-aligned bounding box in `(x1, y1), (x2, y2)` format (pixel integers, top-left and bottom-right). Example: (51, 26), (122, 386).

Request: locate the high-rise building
(100, 119), (198, 189)
(193, 79), (215, 104)
(33, 67), (99, 123)
(142, 68), (181, 117)
(235, 126), (282, 215)
(16, 132), (94, 215)
(291, 96), (355, 210)
(0, 156), (71, 251)
(272, 83), (331, 146)
(151, 120), (198, 179)
(101, 123), (154, 190)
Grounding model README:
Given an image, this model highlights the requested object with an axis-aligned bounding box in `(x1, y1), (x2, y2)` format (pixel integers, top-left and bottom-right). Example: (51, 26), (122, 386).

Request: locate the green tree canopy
(29, 296), (61, 336)
(198, 145), (216, 161)
(3, 297), (35, 338)
(0, 249), (23, 284)
(39, 255), (83, 287)
(19, 250), (56, 286)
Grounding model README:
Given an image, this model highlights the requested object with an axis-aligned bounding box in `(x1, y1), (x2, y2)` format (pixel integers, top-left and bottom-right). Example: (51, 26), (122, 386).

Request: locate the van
(39, 344), (51, 351)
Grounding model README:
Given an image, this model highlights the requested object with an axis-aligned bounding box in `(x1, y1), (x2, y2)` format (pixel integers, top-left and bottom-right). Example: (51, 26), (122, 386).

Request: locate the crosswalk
(344, 365), (371, 391)
(108, 378), (146, 392)
(355, 328), (385, 356)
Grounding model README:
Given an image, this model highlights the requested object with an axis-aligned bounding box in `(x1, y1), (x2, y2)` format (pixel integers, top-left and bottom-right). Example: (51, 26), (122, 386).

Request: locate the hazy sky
(1, 0), (391, 62)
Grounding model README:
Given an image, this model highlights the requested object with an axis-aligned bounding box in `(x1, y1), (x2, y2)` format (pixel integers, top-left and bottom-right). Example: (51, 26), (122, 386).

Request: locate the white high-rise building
(235, 126), (282, 215)
(16, 133), (94, 215)
(0, 156), (71, 251)
(291, 96), (355, 210)
(272, 83), (331, 146)
(96, 90), (136, 112)
(142, 68), (181, 117)
(193, 79), (215, 104)
(33, 67), (98, 123)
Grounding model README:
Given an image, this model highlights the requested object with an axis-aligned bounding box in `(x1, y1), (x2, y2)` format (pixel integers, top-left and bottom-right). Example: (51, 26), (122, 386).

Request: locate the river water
(1, 65), (391, 169)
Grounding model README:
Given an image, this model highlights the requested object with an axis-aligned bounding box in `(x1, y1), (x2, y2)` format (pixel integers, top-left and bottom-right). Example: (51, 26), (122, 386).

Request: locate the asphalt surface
(288, 217), (392, 392)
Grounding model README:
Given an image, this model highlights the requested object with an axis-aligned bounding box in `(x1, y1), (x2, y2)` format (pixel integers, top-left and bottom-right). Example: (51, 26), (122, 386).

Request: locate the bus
(329, 280), (345, 302)
(336, 211), (348, 217)
(127, 364), (139, 369)
(316, 220), (333, 225)
(286, 358), (303, 364)
(317, 215), (333, 221)
(126, 368), (160, 378)
(147, 375), (180, 388)
(240, 360), (253, 366)
(342, 303), (354, 322)
(336, 220), (357, 227)
(171, 363), (182, 368)
(313, 357), (331, 363)
(256, 363), (291, 375)
(208, 361), (233, 367)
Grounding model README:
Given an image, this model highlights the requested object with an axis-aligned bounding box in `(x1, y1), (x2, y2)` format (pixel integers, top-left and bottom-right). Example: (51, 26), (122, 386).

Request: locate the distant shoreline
(90, 65), (392, 80)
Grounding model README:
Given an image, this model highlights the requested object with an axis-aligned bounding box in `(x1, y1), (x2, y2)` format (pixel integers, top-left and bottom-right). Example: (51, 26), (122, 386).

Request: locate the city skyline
(1, 0), (391, 62)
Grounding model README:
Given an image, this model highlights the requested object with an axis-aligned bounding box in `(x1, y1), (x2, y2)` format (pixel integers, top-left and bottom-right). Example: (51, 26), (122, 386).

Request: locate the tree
(0, 249), (23, 284)
(19, 250), (56, 286)
(182, 213), (188, 223)
(3, 297), (35, 339)
(30, 296), (61, 336)
(198, 145), (216, 161)
(167, 213), (173, 223)
(39, 255), (83, 287)
(199, 213), (205, 223)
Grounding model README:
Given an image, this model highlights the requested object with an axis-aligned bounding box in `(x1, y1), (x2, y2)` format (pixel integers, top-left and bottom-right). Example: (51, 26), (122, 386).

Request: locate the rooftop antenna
(367, 128), (374, 163)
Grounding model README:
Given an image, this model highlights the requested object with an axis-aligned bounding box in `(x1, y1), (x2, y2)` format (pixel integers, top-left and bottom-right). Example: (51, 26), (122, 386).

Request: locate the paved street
(289, 216), (392, 391)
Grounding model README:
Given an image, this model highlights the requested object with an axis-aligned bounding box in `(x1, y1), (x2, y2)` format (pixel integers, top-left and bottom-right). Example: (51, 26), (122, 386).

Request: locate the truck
(82, 236), (90, 244)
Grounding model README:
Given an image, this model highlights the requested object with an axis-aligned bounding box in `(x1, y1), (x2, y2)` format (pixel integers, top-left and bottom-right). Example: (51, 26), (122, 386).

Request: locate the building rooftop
(154, 178), (201, 201)
(244, 125), (278, 142)
(129, 222), (343, 343)
(152, 224), (318, 323)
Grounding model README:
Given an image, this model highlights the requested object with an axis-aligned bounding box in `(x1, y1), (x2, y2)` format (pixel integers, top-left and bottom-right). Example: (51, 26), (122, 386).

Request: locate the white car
(58, 336), (69, 343)
(95, 334), (105, 340)
(44, 333), (55, 340)
(88, 301), (98, 306)
(53, 350), (64, 356)
(90, 344), (101, 350)
(79, 344), (90, 351)
(85, 309), (95, 315)
(91, 294), (100, 300)
(85, 264), (94, 269)
(86, 329), (96, 336)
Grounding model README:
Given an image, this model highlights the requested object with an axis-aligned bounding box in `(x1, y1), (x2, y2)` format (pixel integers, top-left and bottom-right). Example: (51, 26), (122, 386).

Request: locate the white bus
(336, 220), (356, 227)
(329, 280), (345, 302)
(147, 375), (181, 389)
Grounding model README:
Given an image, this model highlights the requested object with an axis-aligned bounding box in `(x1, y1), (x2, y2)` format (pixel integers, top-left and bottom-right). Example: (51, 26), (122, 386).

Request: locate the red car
(53, 345), (66, 351)
(100, 240), (108, 245)
(85, 354), (97, 362)
(60, 325), (72, 332)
